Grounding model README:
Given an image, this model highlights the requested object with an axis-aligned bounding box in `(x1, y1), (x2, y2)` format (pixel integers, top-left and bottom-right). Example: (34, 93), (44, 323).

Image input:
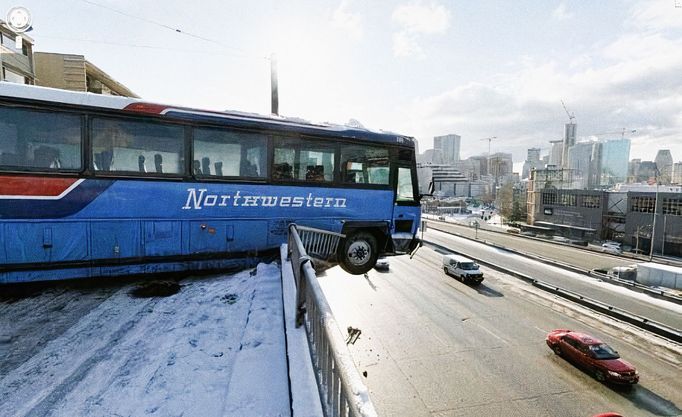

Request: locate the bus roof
(0, 83), (415, 147)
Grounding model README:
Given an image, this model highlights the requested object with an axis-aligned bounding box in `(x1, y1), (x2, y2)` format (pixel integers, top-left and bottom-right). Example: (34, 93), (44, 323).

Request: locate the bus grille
(296, 225), (345, 261)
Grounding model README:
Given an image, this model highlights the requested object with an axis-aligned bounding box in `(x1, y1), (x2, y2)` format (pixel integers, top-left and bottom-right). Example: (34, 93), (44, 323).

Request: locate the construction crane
(561, 100), (576, 124)
(590, 128), (637, 138)
(478, 136), (497, 155)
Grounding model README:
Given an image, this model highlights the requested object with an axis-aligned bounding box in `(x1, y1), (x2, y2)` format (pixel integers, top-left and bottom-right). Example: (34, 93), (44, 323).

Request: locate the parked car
(601, 242), (623, 255)
(546, 329), (639, 385)
(442, 254), (484, 285)
(552, 236), (570, 243)
(374, 258), (390, 271)
(520, 231), (536, 237)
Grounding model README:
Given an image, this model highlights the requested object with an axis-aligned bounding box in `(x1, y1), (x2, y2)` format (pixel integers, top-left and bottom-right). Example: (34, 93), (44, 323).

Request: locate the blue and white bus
(0, 84), (421, 283)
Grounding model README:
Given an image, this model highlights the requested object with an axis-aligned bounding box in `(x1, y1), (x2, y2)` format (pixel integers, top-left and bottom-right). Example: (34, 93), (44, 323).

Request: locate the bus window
(0, 106), (81, 171)
(91, 118), (184, 174)
(341, 145), (389, 185)
(397, 167), (415, 202)
(193, 127), (266, 178)
(273, 137), (335, 182)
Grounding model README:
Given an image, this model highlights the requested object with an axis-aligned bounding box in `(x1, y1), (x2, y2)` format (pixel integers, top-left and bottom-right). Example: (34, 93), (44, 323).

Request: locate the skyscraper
(567, 141), (597, 189)
(433, 134), (461, 164)
(655, 149), (673, 184)
(562, 123), (577, 168)
(600, 138), (631, 185)
(522, 147), (542, 179)
(549, 140), (563, 166)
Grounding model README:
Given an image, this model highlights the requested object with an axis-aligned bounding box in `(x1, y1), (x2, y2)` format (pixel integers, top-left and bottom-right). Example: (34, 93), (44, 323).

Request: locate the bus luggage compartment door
(3, 222), (88, 264)
(189, 220), (267, 254)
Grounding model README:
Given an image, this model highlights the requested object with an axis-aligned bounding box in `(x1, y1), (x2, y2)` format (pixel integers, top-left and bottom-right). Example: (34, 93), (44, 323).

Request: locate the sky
(3, 0), (682, 168)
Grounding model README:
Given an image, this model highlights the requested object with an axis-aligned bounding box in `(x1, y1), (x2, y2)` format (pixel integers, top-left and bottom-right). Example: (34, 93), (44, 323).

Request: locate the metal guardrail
(288, 224), (378, 417)
(296, 225), (345, 261)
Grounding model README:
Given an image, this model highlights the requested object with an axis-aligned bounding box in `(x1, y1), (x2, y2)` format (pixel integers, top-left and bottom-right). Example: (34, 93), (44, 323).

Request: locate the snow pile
(0, 263), (290, 417)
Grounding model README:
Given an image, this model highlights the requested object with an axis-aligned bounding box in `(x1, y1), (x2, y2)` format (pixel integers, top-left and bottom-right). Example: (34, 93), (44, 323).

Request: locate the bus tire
(338, 231), (378, 275)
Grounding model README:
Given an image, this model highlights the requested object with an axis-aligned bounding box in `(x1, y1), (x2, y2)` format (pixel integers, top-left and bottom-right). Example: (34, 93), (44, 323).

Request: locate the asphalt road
(318, 248), (682, 417)
(424, 228), (682, 331)
(425, 219), (637, 271)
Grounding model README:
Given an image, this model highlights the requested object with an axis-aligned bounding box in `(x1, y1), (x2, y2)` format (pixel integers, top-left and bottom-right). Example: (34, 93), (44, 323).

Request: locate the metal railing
(296, 224), (344, 261)
(288, 224), (378, 417)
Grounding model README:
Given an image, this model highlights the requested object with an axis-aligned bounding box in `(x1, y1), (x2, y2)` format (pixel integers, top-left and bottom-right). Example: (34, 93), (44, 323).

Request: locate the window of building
(662, 198), (682, 216)
(582, 195), (601, 208)
(3, 67), (27, 84)
(542, 191), (557, 205)
(193, 127), (266, 178)
(91, 118), (184, 175)
(557, 192), (577, 207)
(630, 196), (655, 213)
(340, 145), (389, 185)
(0, 105), (81, 171)
(273, 137), (335, 182)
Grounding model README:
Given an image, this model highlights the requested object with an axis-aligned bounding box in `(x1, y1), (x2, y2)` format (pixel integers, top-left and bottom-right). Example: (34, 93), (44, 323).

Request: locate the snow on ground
(0, 263), (291, 417)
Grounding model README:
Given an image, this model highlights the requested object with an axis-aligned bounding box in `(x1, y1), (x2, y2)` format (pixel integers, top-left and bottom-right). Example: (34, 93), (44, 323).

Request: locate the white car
(601, 243), (622, 255)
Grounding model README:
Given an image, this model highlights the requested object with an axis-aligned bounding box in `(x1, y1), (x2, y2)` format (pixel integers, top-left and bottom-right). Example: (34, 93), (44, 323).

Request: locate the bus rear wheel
(338, 231), (378, 275)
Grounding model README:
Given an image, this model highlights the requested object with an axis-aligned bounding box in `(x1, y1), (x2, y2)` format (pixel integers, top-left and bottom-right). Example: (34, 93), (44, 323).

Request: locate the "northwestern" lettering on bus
(182, 188), (347, 210)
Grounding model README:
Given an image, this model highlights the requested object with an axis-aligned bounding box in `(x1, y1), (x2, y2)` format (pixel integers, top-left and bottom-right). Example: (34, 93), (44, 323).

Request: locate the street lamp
(648, 169), (660, 261)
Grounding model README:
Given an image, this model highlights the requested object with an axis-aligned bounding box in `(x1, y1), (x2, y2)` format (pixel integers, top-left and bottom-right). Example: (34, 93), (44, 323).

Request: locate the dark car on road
(546, 329), (639, 385)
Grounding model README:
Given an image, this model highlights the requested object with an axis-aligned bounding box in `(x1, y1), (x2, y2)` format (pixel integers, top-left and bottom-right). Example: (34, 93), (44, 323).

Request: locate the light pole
(648, 170), (660, 261)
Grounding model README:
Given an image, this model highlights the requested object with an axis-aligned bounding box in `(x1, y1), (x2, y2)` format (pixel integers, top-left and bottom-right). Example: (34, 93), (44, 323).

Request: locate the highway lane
(425, 219), (638, 272)
(425, 228), (682, 332)
(318, 248), (682, 417)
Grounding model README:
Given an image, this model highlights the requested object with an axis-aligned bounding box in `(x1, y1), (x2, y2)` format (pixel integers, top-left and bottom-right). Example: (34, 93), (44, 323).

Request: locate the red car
(546, 329), (639, 384)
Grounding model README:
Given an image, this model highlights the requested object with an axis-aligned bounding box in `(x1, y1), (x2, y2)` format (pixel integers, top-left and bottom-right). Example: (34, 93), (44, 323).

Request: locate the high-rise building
(522, 147), (543, 179)
(549, 140), (563, 166)
(673, 162), (682, 184)
(628, 159), (641, 183)
(562, 123), (577, 168)
(654, 149), (674, 184)
(600, 138), (631, 185)
(488, 152), (513, 184)
(433, 134), (461, 164)
(568, 141), (597, 189)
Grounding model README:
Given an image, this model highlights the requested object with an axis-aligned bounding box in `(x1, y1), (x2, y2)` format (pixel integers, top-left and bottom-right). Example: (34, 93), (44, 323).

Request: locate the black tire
(338, 231), (378, 275)
(443, 267), (449, 275)
(552, 345), (562, 356)
(594, 370), (606, 382)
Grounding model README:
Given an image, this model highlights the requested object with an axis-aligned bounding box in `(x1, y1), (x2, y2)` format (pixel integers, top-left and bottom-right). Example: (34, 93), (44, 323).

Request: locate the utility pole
(649, 173), (659, 261)
(270, 53), (279, 115)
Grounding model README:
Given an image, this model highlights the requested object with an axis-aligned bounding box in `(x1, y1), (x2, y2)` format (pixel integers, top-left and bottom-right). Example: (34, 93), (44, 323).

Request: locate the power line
(39, 35), (267, 61)
(77, 0), (268, 59)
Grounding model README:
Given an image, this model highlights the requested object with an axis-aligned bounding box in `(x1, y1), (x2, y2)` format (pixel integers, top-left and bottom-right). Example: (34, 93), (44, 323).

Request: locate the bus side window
(0, 105), (81, 171)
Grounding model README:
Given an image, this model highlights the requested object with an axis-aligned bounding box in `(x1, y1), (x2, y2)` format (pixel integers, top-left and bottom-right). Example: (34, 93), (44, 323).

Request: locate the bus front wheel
(338, 231), (378, 275)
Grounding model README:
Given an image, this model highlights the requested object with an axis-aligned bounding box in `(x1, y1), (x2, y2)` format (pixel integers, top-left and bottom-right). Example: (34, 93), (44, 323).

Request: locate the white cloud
(392, 1), (450, 34)
(392, 31), (424, 59)
(391, 1), (451, 58)
(628, 0), (682, 31)
(552, 3), (573, 21)
(331, 0), (364, 41)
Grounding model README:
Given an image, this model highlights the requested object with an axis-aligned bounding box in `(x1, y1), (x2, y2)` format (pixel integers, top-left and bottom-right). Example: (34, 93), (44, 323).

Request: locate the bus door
(392, 156), (420, 254)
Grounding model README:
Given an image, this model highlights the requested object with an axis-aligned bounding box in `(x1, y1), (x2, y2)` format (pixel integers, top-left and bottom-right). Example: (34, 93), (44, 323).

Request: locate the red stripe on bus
(0, 176), (79, 197)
